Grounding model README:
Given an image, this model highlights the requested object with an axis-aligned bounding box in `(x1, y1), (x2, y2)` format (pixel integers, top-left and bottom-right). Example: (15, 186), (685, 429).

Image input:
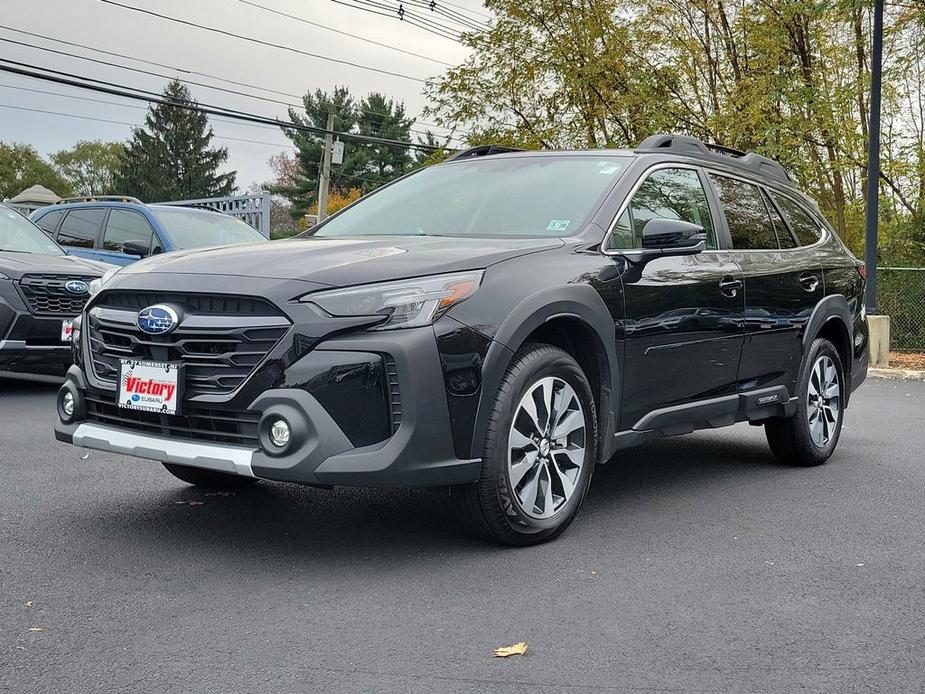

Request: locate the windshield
(151, 209), (266, 249)
(0, 206), (65, 255)
(312, 155), (630, 238)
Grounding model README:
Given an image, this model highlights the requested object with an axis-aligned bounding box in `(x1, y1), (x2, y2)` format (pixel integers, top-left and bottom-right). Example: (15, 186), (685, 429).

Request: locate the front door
(609, 166), (745, 429)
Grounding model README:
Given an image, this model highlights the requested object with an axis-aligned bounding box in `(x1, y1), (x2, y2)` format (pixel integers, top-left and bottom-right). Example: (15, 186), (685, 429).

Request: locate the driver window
(609, 168), (716, 250)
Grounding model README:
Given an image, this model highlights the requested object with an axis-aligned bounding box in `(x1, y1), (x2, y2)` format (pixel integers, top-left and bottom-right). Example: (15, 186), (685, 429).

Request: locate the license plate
(61, 319), (74, 342)
(118, 359), (182, 415)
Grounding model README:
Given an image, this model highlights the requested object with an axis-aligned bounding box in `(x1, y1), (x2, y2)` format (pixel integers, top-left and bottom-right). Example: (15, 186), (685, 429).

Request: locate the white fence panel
(155, 192), (271, 237)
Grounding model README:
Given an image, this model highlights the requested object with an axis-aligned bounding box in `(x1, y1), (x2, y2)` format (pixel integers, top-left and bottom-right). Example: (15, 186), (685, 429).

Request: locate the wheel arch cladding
(801, 294), (853, 403)
(470, 285), (620, 463)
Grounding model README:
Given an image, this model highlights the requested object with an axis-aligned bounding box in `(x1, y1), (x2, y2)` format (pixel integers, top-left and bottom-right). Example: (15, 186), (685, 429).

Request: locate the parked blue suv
(31, 197), (267, 266)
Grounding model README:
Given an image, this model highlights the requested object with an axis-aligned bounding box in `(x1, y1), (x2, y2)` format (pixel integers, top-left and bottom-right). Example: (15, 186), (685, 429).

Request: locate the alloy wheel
(806, 355), (841, 447)
(507, 376), (586, 519)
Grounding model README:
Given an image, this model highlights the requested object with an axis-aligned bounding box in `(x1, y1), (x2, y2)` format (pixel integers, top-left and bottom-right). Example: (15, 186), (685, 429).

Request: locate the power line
(353, 0), (466, 39)
(0, 102), (390, 187)
(438, 0), (493, 21)
(98, 0), (430, 83)
(0, 59), (446, 153)
(402, 0), (490, 32)
(331, 0), (462, 42)
(0, 31), (471, 140)
(235, 0), (453, 67)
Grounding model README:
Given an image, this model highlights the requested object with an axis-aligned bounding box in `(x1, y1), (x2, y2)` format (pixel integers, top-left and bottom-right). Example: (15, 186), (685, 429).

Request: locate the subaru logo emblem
(65, 280), (89, 295)
(137, 304), (179, 335)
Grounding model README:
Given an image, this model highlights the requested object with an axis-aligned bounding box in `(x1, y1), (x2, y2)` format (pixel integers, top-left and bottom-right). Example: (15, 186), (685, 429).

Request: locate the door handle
(719, 276), (743, 297)
(799, 273), (819, 292)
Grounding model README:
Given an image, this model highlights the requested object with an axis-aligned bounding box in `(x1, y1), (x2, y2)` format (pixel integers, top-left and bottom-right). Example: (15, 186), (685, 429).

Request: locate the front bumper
(54, 326), (482, 488)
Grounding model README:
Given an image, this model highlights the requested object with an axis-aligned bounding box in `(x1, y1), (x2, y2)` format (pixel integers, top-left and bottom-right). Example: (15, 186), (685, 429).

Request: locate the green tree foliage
(275, 87), (417, 219)
(51, 140), (124, 197)
(114, 80), (236, 201)
(426, 0), (925, 263)
(0, 143), (73, 199)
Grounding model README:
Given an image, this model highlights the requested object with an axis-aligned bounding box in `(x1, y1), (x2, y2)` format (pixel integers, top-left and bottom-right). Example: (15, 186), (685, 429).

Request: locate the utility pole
(316, 111), (334, 223)
(864, 0), (884, 314)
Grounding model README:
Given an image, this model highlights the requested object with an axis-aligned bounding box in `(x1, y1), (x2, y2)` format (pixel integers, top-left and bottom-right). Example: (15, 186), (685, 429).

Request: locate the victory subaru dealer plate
(118, 359), (183, 415)
(60, 320), (74, 342)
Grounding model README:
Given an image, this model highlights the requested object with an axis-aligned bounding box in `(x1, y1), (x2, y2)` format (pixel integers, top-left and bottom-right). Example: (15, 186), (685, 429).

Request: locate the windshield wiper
(0, 248), (29, 253)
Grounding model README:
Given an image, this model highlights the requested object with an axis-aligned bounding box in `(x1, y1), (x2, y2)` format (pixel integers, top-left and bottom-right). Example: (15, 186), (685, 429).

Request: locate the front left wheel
(452, 343), (598, 546)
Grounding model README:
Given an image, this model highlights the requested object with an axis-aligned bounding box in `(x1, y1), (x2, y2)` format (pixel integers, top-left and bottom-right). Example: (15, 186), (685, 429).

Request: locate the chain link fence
(877, 267), (925, 351)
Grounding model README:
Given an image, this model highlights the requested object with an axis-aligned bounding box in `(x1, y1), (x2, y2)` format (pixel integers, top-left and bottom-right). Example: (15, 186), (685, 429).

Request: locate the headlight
(301, 271), (483, 330)
(88, 267), (119, 296)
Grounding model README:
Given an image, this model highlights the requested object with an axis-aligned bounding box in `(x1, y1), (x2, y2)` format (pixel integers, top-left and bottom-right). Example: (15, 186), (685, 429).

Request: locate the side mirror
(122, 240), (149, 257)
(642, 219), (706, 255)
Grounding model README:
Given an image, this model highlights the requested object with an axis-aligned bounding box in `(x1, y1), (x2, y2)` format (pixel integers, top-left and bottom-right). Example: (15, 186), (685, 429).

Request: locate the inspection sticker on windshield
(60, 320), (74, 343)
(118, 359), (182, 415)
(547, 219), (570, 232)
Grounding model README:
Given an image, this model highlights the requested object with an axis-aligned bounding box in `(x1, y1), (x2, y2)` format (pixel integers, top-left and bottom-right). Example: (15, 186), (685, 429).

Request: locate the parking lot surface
(1, 375), (923, 693)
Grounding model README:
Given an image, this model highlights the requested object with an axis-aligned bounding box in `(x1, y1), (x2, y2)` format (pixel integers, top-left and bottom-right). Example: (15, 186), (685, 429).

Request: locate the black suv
(54, 135), (868, 545)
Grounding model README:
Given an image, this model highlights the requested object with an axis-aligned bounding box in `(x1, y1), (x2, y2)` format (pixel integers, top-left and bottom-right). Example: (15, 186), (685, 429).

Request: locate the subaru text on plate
(0, 204), (111, 376)
(54, 135), (868, 545)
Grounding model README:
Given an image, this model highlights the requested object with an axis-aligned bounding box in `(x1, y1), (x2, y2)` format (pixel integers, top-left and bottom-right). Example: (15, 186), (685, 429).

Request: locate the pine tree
(114, 81), (236, 201)
(275, 87), (417, 220)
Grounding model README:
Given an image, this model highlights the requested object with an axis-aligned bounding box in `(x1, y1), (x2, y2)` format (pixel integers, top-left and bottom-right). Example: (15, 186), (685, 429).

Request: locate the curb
(869, 367), (925, 381)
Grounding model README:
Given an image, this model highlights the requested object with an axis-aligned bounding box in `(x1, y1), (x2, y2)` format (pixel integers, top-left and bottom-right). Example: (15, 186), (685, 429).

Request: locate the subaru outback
(54, 134), (868, 545)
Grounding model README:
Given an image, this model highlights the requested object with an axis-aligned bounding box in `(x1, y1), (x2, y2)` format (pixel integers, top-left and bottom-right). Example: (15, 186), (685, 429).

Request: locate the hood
(118, 236), (564, 287)
(0, 251), (114, 281)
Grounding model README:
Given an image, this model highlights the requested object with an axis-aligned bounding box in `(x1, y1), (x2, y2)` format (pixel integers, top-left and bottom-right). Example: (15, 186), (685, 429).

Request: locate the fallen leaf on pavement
(25, 601), (33, 608)
(28, 627), (44, 632)
(493, 642), (528, 657)
(175, 500), (205, 506)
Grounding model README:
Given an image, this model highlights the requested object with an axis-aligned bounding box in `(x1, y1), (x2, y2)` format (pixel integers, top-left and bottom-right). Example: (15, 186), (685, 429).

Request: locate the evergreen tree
(114, 81), (236, 201)
(354, 93), (415, 186)
(276, 86), (417, 220)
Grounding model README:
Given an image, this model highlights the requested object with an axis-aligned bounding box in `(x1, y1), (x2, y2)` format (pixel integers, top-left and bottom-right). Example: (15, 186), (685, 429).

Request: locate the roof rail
(445, 144), (524, 162)
(636, 134), (792, 185)
(54, 195), (144, 205)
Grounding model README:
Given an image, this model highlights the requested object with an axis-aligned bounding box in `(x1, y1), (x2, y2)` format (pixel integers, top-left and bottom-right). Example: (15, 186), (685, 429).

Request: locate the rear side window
(103, 210), (154, 253)
(763, 191), (796, 249)
(57, 208), (105, 249)
(709, 174), (777, 250)
(610, 167), (716, 249)
(35, 210), (64, 235)
(771, 193), (823, 246)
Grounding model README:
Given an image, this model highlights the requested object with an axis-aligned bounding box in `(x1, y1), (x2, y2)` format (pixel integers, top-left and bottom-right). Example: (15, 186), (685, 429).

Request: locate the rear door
(708, 173), (824, 395)
(611, 165), (745, 428)
(54, 208), (107, 261)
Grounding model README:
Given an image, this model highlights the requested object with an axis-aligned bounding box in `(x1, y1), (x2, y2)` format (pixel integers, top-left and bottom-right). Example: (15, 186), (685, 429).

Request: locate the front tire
(452, 344), (598, 546)
(765, 337), (845, 467)
(162, 463), (258, 489)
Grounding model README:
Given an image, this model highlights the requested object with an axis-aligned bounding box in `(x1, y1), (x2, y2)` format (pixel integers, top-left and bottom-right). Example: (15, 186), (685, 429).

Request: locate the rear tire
(162, 463), (258, 489)
(452, 343), (598, 546)
(765, 337), (845, 467)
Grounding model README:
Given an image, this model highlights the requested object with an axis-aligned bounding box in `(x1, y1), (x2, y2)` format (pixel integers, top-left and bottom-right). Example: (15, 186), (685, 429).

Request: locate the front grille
(19, 274), (94, 315)
(87, 292), (291, 396)
(85, 392), (260, 447)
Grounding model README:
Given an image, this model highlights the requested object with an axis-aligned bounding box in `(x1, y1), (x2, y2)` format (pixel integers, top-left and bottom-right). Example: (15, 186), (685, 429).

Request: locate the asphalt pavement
(1, 373), (923, 693)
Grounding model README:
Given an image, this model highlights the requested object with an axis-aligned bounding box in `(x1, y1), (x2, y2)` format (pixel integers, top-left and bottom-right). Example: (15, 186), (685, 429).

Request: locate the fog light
(62, 391), (75, 418)
(269, 418), (291, 448)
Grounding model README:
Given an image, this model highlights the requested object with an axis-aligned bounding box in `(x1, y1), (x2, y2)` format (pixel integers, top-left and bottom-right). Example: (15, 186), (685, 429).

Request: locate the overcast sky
(0, 0), (478, 191)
